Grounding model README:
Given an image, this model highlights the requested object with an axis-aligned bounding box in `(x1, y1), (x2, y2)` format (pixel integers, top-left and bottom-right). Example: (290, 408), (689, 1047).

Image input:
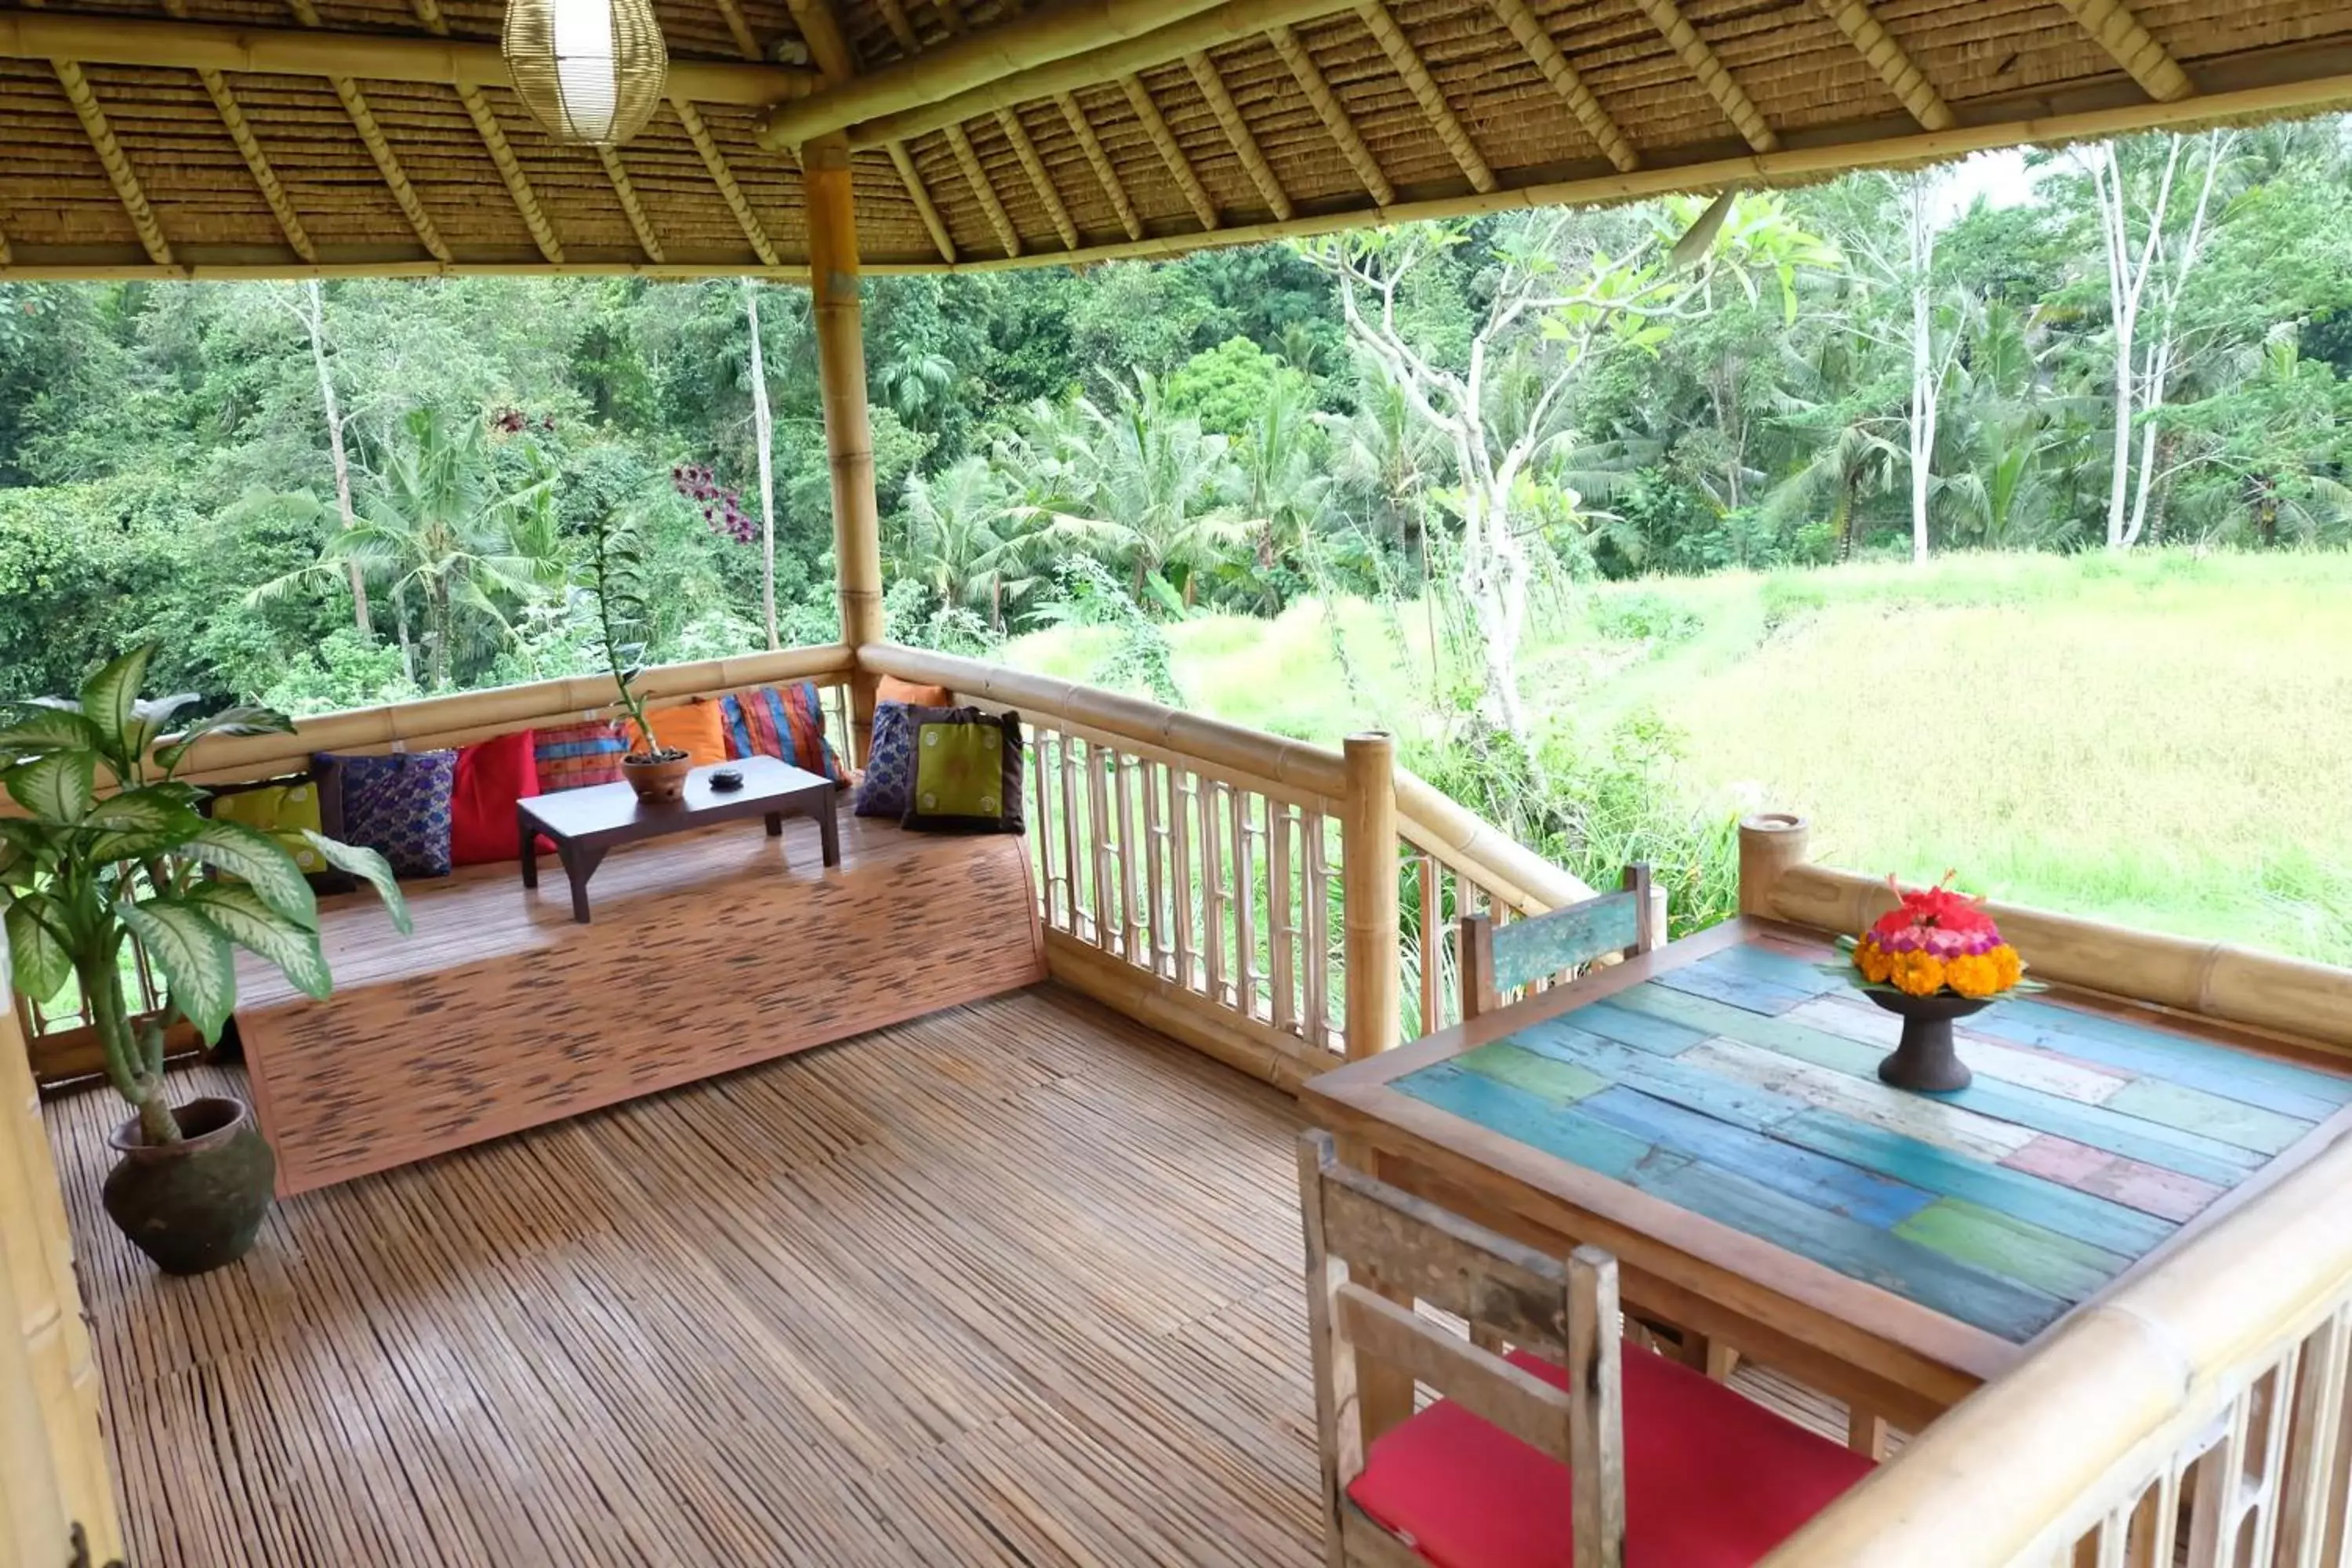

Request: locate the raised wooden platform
(49, 986), (1859, 1566)
(238, 812), (1044, 1194)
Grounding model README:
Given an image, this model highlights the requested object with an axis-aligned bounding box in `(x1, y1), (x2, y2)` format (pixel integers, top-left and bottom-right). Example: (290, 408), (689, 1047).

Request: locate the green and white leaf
(5, 751), (96, 824)
(118, 897), (237, 1044)
(182, 884), (332, 1000)
(87, 829), (194, 866)
(185, 819), (318, 931)
(77, 645), (154, 770)
(154, 704), (299, 775)
(125, 692), (203, 760)
(81, 789), (202, 837)
(3, 898), (73, 1005)
(0, 707), (104, 759)
(300, 832), (410, 935)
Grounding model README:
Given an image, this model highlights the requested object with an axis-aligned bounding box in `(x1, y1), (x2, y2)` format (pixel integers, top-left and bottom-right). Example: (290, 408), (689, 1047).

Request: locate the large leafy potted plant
(590, 509), (690, 803)
(0, 648), (409, 1274)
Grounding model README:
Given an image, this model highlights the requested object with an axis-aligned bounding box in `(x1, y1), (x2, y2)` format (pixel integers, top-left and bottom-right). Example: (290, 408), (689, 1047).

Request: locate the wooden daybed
(234, 812), (1045, 1196)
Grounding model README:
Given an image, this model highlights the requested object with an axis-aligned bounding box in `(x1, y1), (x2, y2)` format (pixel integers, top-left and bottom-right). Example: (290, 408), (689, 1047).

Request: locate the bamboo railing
(1742, 811), (2352, 1566)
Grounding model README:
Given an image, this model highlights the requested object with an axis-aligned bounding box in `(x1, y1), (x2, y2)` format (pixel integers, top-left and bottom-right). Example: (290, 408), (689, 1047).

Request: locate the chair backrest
(1461, 863), (1658, 1022)
(1298, 1129), (1625, 1568)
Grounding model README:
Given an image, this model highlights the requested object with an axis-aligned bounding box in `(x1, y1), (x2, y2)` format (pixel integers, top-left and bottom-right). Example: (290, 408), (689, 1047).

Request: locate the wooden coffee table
(517, 754), (840, 923)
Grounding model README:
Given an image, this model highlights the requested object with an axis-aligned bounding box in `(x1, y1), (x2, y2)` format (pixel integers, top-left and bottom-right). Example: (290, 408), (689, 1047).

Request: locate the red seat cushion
(448, 730), (540, 867)
(1347, 1348), (1874, 1568)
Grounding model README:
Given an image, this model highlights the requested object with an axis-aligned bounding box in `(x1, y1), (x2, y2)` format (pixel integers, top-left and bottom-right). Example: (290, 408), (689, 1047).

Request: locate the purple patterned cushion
(851, 702), (916, 819)
(314, 750), (457, 879)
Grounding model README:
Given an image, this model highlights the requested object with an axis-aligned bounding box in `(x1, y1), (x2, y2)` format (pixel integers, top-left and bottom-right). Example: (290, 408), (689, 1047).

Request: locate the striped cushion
(720, 682), (844, 782)
(534, 720), (626, 792)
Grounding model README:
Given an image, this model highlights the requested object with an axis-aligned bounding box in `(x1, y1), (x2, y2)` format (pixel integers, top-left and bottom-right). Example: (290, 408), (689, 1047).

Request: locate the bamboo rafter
(671, 97), (783, 267)
(1631, 0), (1780, 151)
(1185, 49), (1294, 220)
(595, 147), (665, 262)
(1122, 73), (1220, 228)
(51, 60), (175, 267)
(0, 225), (12, 267)
(156, 0), (314, 261)
(1486, 0), (1638, 172)
(1355, 0), (1495, 192)
(1267, 24), (1392, 203)
(1811, 0), (1955, 130)
(281, 0), (451, 263)
(712, 0), (766, 61)
(946, 123), (1025, 254)
(1000, 107), (1084, 247)
(408, 0), (564, 265)
(1057, 89), (1145, 239)
(887, 142), (960, 259)
(2048, 0), (2194, 102)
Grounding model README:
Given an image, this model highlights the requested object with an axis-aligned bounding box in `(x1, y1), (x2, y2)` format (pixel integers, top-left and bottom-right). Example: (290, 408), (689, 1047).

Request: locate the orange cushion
(1346, 1347), (1874, 1567)
(644, 701), (728, 768)
(878, 674), (953, 708)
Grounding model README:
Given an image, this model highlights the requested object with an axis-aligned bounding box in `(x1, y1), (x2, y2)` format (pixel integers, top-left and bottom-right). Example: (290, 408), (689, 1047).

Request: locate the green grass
(1004, 548), (2352, 964)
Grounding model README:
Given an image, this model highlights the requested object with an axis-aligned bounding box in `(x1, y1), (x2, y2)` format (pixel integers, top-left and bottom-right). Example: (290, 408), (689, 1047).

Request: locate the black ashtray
(709, 768), (745, 792)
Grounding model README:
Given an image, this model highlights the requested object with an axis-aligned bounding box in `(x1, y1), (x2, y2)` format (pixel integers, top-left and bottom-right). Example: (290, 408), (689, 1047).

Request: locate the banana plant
(0, 648), (410, 1145)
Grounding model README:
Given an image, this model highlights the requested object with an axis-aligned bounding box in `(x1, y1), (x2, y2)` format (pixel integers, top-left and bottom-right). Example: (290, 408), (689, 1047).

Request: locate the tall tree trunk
(743, 280), (780, 652)
(1904, 177), (1937, 565)
(299, 280), (372, 636)
(428, 578), (452, 691)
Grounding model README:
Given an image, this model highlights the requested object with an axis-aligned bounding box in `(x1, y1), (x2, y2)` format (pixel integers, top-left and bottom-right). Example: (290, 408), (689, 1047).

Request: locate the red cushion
(448, 730), (539, 867)
(1347, 1348), (1874, 1568)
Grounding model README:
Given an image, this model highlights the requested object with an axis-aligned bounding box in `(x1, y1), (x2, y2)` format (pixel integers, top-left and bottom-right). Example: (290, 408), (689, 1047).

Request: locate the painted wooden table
(1301, 917), (2352, 1433)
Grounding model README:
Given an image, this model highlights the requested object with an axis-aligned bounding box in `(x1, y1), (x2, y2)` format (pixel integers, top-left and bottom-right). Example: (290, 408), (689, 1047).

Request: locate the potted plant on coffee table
(590, 508), (691, 804)
(0, 647), (409, 1275)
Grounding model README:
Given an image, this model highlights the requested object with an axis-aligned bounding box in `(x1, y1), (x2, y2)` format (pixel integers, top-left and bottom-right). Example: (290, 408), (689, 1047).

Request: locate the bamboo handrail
(1763, 860), (2352, 1054)
(858, 644), (1352, 801)
(1762, 1127), (2352, 1566)
(1393, 767), (1598, 912)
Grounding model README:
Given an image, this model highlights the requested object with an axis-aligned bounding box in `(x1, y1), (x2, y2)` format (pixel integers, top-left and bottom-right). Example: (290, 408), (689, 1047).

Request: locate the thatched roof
(2, 0), (2349, 278)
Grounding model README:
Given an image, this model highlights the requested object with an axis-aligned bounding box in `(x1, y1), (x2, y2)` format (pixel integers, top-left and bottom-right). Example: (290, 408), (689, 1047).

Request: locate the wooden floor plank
(48, 982), (1854, 1566)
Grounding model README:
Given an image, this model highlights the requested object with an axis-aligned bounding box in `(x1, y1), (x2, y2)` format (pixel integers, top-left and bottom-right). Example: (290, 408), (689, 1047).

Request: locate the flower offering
(1849, 875), (2027, 1000)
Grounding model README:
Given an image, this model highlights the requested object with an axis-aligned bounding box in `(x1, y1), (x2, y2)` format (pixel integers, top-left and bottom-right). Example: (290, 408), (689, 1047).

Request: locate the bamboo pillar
(806, 132), (886, 762)
(0, 989), (122, 1566)
(1738, 811), (1810, 919)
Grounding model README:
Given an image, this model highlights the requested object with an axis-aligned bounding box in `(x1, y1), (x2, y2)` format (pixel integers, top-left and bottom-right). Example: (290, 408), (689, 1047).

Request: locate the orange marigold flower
(1854, 939), (1894, 985)
(1893, 951), (1946, 996)
(1991, 945), (2024, 988)
(1946, 954), (1999, 998)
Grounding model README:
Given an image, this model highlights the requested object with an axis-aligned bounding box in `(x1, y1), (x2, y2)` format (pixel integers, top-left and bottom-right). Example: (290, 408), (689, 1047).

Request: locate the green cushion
(901, 710), (1024, 833)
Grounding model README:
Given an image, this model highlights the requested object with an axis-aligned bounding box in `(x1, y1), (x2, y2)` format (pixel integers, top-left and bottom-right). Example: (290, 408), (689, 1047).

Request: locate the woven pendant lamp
(503, 0), (668, 147)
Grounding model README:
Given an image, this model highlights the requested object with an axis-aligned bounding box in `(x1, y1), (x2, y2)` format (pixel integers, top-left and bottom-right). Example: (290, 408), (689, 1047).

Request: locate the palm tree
(1049, 372), (1246, 609)
(1229, 372), (1335, 610)
(898, 456), (1040, 630)
(251, 408), (562, 690)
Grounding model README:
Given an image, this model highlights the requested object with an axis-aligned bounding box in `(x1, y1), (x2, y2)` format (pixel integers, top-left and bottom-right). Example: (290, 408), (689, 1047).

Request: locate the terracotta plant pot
(1864, 989), (1992, 1093)
(102, 1097), (277, 1276)
(622, 749), (693, 803)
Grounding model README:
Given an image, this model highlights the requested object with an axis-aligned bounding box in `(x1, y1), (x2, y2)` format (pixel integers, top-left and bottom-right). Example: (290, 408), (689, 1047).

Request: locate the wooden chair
(1298, 1130), (1874, 1568)
(1459, 865), (1659, 1023)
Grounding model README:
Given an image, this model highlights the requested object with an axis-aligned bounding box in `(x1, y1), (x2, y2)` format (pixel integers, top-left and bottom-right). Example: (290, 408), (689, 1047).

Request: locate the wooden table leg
(1847, 1406), (1889, 1461)
(818, 801), (840, 867)
(765, 812), (785, 837)
(518, 808), (539, 888)
(557, 844), (606, 924)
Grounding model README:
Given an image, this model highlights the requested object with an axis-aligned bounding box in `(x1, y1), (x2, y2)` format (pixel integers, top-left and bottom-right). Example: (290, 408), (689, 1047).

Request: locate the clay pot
(622, 749), (693, 804)
(102, 1097), (277, 1276)
(1864, 990), (1991, 1093)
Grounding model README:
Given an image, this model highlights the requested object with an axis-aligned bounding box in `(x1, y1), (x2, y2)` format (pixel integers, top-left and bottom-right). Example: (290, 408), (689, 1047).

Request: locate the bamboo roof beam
(787, 0), (962, 264)
(52, 61), (175, 267)
(998, 109), (1083, 248)
(1811, 0), (1955, 129)
(1057, 90), (1145, 239)
(1355, 0), (1494, 192)
(1267, 24), (1392, 204)
(595, 147), (665, 262)
(1185, 49), (1293, 220)
(156, 0), (314, 261)
(278, 0), (450, 263)
(2047, 0), (2194, 102)
(781, 0), (1358, 149)
(756, 0), (1303, 149)
(1631, 0), (1779, 151)
(1122, 74), (1220, 230)
(407, 0), (563, 264)
(711, 0), (767, 63)
(0, 14), (814, 102)
(671, 97), (783, 267)
(1486, 0), (1638, 172)
(0, 225), (12, 267)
